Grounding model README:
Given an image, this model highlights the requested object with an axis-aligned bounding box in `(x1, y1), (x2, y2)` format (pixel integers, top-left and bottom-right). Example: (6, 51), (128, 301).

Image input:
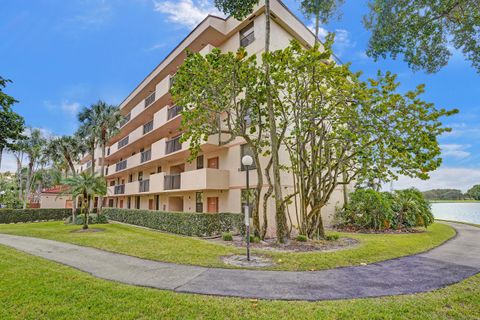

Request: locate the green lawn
(0, 243), (479, 320)
(0, 221), (455, 271)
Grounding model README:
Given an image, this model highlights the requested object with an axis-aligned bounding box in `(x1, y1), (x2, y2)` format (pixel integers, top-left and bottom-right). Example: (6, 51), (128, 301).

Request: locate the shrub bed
(65, 214), (108, 225)
(103, 208), (244, 237)
(0, 208), (73, 224)
(336, 188), (434, 231)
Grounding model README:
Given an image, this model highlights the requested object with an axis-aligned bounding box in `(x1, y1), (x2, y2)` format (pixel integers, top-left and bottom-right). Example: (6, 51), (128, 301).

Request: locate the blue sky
(1, 0), (479, 191)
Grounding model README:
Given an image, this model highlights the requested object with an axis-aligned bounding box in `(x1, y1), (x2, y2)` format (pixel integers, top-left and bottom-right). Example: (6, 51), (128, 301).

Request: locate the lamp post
(241, 155), (253, 261)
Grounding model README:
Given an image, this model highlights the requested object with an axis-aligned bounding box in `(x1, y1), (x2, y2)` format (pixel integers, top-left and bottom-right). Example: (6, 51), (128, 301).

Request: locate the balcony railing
(145, 92), (155, 108)
(114, 184), (125, 195)
(167, 105), (183, 120)
(118, 136), (129, 149)
(120, 113), (131, 127)
(240, 31), (255, 47)
(164, 174), (181, 190)
(139, 179), (150, 193)
(143, 120), (153, 134)
(165, 136), (182, 154)
(115, 159), (127, 172)
(140, 149), (151, 163)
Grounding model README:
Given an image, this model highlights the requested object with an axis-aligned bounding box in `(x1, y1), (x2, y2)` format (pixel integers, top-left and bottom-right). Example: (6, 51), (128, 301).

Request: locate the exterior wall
(40, 194), (71, 209)
(89, 0), (347, 238)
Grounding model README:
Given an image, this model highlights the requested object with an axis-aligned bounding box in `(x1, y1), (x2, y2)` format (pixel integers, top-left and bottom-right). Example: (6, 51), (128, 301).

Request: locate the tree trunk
(264, 0), (288, 243)
(24, 162), (34, 209)
(0, 146), (3, 171)
(98, 141), (106, 213)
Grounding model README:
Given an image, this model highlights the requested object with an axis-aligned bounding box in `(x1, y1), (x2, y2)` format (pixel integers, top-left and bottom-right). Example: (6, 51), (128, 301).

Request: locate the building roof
(41, 185), (70, 194)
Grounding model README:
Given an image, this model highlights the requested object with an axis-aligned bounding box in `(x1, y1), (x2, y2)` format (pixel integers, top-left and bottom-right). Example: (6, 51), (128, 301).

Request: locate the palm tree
(63, 172), (107, 230)
(77, 101), (121, 210)
(18, 128), (47, 208)
(46, 135), (87, 221)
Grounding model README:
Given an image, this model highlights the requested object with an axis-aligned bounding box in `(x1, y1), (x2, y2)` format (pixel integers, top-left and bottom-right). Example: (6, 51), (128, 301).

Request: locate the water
(431, 202), (480, 224)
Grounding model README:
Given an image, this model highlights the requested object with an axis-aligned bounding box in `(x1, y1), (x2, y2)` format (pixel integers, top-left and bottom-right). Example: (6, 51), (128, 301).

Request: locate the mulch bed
(334, 226), (427, 234)
(210, 235), (358, 253)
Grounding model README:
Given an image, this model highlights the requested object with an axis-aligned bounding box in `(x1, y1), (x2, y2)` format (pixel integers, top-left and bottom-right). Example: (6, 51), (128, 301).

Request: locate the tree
(171, 47), (269, 237)
(467, 185), (480, 200)
(269, 39), (456, 238)
(0, 77), (25, 170)
(299, 0), (344, 41)
(364, 0), (480, 73)
(63, 172), (106, 230)
(214, 0), (289, 242)
(16, 128), (48, 208)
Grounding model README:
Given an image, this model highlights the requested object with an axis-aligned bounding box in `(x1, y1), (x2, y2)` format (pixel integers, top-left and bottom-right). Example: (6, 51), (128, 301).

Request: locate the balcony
(167, 105), (182, 120)
(180, 168), (229, 191)
(166, 136), (182, 154)
(139, 179), (150, 193)
(118, 136), (129, 149)
(140, 149), (151, 163)
(115, 160), (127, 172)
(164, 174), (181, 190)
(114, 184), (125, 195)
(120, 112), (131, 127)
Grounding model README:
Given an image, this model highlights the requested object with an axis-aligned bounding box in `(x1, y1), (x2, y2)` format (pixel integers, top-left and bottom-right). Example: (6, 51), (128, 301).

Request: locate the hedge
(65, 213), (109, 225)
(0, 208), (73, 224)
(103, 208), (244, 237)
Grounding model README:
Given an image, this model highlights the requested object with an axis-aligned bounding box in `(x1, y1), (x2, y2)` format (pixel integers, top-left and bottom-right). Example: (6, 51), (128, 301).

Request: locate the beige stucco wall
(40, 194), (71, 209)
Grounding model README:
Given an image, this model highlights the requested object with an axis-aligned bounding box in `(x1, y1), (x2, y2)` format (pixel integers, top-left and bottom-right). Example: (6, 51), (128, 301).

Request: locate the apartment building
(101, 0), (348, 236)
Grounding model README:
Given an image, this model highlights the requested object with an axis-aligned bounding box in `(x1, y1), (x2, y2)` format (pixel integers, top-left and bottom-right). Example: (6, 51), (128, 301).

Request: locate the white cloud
(72, 0), (113, 26)
(153, 0), (224, 29)
(440, 144), (471, 159)
(307, 23), (355, 57)
(386, 167), (480, 193)
(44, 100), (81, 117)
(145, 43), (166, 52)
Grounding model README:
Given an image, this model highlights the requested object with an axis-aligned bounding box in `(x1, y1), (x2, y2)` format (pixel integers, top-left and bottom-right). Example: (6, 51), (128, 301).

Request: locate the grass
(0, 243), (479, 320)
(0, 221), (455, 271)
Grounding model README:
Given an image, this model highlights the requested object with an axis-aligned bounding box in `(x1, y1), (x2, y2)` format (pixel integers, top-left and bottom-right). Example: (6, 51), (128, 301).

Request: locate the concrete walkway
(0, 222), (479, 301)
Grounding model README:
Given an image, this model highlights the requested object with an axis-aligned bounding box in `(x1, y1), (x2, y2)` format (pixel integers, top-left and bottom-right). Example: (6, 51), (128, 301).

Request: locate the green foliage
(325, 234), (339, 241)
(337, 188), (434, 230)
(391, 189), (434, 228)
(0, 208), (72, 224)
(423, 188), (466, 200)
(299, 0), (344, 24)
(467, 185), (480, 200)
(213, 0), (259, 20)
(222, 232), (233, 241)
(296, 234), (308, 242)
(66, 213), (108, 225)
(104, 208), (244, 237)
(364, 0), (480, 73)
(337, 189), (394, 230)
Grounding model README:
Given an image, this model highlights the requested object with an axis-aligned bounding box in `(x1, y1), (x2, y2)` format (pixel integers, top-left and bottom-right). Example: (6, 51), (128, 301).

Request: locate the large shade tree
(269, 39), (457, 238)
(0, 77), (25, 170)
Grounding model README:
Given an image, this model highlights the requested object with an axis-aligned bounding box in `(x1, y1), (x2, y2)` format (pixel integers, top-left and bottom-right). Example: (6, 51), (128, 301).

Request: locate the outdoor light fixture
(241, 155), (254, 261)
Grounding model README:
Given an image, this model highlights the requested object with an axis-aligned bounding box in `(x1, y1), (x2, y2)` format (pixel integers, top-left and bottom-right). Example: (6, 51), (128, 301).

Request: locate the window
(143, 120), (153, 134)
(167, 105), (183, 120)
(196, 192), (203, 213)
(128, 174), (133, 183)
(138, 171), (143, 181)
(241, 189), (257, 216)
(141, 149), (151, 163)
(240, 144), (256, 170)
(135, 196), (140, 209)
(196, 155), (204, 169)
(108, 199), (114, 207)
(240, 22), (255, 47)
(115, 159), (127, 172)
(157, 166), (162, 173)
(127, 197), (131, 209)
(118, 136), (129, 149)
(155, 195), (160, 210)
(145, 92), (155, 108)
(165, 135), (182, 154)
(107, 147), (111, 156)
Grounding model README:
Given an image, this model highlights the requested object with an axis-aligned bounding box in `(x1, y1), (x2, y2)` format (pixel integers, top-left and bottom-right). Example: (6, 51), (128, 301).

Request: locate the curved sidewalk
(0, 222), (479, 301)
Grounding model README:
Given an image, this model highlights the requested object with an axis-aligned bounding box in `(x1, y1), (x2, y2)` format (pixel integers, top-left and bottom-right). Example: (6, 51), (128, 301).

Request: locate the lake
(431, 202), (480, 224)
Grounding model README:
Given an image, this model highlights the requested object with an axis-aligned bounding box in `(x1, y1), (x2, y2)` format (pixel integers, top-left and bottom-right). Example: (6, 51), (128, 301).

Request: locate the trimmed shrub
(104, 208), (244, 237)
(65, 214), (108, 225)
(296, 234), (308, 242)
(222, 232), (233, 241)
(0, 208), (73, 224)
(336, 188), (434, 230)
